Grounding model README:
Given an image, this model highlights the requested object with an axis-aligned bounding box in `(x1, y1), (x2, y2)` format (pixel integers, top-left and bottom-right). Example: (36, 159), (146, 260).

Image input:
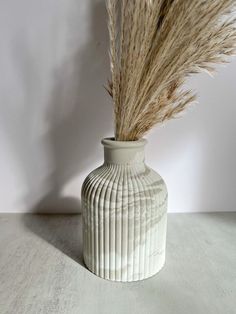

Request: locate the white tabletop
(0, 213), (235, 314)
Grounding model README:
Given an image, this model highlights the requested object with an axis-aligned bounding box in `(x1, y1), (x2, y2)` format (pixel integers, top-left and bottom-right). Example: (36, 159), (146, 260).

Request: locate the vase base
(83, 255), (166, 283)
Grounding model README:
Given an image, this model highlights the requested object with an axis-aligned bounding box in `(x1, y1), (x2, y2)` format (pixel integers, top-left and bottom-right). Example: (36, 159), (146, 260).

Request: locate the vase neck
(102, 138), (147, 165)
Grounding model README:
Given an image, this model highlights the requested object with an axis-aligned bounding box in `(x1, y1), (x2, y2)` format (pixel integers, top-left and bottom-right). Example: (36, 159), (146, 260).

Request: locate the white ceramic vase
(82, 138), (168, 282)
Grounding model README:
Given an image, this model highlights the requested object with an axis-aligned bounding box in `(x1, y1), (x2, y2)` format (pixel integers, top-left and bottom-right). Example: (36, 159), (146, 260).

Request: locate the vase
(81, 138), (168, 282)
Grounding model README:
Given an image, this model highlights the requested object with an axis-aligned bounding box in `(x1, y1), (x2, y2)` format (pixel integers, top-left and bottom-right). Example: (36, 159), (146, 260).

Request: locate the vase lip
(102, 137), (147, 148)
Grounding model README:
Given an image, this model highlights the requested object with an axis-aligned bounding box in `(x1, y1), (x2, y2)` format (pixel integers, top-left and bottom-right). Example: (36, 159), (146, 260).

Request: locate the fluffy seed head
(106, 0), (236, 141)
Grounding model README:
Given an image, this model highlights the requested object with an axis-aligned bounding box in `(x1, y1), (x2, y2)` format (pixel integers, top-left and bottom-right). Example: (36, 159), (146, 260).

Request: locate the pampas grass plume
(106, 0), (236, 141)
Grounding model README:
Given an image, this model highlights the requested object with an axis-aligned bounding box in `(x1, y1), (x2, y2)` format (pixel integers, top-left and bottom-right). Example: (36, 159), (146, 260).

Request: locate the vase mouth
(102, 137), (146, 164)
(102, 137), (147, 149)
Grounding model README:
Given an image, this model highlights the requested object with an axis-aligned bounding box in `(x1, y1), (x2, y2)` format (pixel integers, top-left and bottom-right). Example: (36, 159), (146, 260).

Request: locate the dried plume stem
(106, 0), (236, 141)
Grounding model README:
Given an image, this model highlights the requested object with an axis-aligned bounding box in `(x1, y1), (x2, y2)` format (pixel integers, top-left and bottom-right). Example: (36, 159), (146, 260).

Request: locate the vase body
(81, 138), (168, 282)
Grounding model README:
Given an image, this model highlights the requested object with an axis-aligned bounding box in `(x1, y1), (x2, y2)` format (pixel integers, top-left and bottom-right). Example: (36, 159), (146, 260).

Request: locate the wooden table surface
(0, 213), (235, 314)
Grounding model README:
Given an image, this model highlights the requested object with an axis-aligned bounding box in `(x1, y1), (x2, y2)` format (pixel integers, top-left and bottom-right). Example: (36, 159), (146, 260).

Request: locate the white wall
(0, 0), (235, 213)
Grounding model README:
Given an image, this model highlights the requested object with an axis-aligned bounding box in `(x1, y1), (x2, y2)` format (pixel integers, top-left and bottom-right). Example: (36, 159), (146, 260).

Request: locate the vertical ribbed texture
(82, 160), (168, 282)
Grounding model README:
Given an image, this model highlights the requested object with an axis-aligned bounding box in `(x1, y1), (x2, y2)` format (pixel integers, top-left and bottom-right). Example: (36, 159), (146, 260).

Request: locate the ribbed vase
(81, 138), (168, 282)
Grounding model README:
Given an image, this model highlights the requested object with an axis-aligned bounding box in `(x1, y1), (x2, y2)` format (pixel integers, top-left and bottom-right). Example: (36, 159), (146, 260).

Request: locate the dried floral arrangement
(106, 0), (236, 141)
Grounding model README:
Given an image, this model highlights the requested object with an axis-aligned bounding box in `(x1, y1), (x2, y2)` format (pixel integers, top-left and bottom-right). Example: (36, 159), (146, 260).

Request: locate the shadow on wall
(26, 0), (112, 214)
(20, 0), (112, 266)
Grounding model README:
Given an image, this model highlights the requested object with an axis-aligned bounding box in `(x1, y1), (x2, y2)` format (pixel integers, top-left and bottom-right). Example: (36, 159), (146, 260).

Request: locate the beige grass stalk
(106, 0), (236, 141)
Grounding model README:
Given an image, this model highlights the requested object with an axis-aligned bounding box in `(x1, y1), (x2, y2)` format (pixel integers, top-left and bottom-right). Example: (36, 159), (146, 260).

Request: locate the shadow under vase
(22, 200), (85, 267)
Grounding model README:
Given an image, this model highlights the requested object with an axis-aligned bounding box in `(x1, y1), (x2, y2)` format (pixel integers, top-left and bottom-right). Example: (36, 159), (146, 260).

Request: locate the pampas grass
(106, 0), (236, 141)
